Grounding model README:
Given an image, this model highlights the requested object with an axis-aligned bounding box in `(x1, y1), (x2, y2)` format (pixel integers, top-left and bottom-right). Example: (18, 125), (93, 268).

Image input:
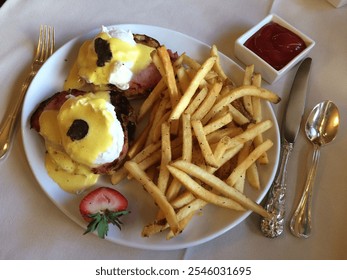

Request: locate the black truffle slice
(94, 38), (112, 67)
(67, 119), (89, 141)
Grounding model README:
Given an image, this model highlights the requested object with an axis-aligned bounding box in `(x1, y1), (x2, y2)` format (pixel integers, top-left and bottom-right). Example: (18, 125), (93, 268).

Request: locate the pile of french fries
(111, 45), (281, 239)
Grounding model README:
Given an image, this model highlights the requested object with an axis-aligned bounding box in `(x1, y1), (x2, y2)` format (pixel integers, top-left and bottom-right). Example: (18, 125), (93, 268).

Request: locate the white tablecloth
(0, 0), (346, 260)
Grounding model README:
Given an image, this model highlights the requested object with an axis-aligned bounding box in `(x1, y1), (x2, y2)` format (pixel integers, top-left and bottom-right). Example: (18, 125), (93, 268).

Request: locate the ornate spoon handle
(260, 140), (293, 238)
(290, 144), (320, 238)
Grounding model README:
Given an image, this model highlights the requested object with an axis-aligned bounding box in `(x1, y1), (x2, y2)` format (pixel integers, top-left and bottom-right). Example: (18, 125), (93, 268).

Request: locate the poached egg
(38, 91), (125, 193)
(64, 26), (155, 91)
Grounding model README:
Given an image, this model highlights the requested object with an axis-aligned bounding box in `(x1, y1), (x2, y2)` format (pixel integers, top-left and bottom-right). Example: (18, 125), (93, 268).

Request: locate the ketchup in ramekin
(244, 22), (307, 70)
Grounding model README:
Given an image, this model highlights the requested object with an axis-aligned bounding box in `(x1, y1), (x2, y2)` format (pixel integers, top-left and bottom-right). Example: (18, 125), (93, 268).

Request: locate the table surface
(0, 0), (346, 260)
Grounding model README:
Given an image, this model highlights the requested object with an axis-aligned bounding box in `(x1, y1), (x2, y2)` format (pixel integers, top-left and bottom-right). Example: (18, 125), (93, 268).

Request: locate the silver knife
(260, 57), (312, 238)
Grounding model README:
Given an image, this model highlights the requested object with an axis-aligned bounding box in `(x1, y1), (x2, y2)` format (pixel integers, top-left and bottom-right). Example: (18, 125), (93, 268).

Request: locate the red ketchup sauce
(244, 22), (306, 70)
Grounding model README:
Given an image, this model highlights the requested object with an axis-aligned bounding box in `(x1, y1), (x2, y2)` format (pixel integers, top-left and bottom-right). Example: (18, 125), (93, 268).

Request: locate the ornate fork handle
(0, 73), (36, 159)
(0, 25), (54, 160)
(260, 139), (293, 238)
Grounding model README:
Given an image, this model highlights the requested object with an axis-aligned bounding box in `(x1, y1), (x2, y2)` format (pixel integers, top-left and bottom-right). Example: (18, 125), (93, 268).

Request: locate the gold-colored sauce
(45, 148), (99, 194)
(39, 91), (116, 193)
(64, 32), (154, 90)
(58, 93), (115, 167)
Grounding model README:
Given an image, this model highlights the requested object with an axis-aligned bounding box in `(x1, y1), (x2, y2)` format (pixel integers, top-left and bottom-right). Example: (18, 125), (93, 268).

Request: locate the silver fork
(0, 25), (55, 160)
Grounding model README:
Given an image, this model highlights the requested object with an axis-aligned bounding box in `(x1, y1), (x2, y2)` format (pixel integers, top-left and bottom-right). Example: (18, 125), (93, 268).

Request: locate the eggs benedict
(64, 26), (169, 99)
(30, 89), (135, 193)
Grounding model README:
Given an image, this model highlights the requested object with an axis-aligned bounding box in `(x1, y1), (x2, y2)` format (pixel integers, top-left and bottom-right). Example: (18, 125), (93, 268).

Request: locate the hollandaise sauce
(38, 92), (124, 193)
(64, 30), (155, 90)
(45, 149), (99, 194)
(39, 109), (100, 193)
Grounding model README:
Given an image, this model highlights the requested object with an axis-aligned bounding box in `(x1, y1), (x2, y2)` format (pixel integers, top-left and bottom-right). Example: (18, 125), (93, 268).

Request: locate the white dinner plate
(21, 24), (280, 250)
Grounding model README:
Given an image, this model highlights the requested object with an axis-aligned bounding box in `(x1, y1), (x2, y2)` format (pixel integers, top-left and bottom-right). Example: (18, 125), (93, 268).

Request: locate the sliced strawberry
(79, 187), (129, 238)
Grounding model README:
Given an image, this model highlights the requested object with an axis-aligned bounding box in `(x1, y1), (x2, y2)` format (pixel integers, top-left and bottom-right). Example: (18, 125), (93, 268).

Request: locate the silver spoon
(290, 100), (339, 238)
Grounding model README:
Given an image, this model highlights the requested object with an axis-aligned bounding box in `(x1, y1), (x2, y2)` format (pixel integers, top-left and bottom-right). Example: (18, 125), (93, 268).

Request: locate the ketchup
(244, 22), (306, 70)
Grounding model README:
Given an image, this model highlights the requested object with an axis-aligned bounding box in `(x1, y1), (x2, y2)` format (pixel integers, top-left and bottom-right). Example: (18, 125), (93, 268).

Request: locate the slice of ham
(107, 49), (179, 99)
(30, 90), (85, 132)
(127, 63), (162, 97)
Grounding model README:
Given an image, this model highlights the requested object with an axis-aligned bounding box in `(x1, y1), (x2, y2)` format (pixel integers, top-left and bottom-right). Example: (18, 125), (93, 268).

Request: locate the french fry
(225, 139), (273, 187)
(146, 165), (159, 184)
(205, 71), (218, 82)
(207, 142), (243, 174)
(182, 113), (193, 162)
(234, 141), (252, 193)
(124, 161), (181, 236)
(136, 152), (162, 172)
(253, 133), (268, 164)
(157, 122), (172, 193)
(173, 53), (185, 70)
(192, 82), (222, 121)
(166, 113), (193, 201)
(191, 119), (219, 168)
(220, 120), (273, 152)
(126, 122), (151, 159)
(251, 73), (269, 164)
(151, 110), (171, 143)
(206, 126), (243, 144)
(171, 160), (270, 218)
(114, 138), (161, 184)
(208, 105), (229, 122)
(170, 191), (196, 209)
(227, 104), (250, 125)
(176, 198), (207, 222)
(217, 143), (244, 169)
(166, 212), (194, 240)
(167, 165), (245, 211)
(146, 94), (170, 145)
(176, 66), (191, 93)
(246, 156), (261, 189)
(138, 78), (166, 121)
(239, 66), (263, 187)
(210, 44), (228, 81)
(157, 46), (180, 108)
(203, 112), (233, 135)
(242, 65), (255, 115)
(213, 136), (233, 161)
(246, 72), (263, 183)
(110, 166), (128, 185)
(113, 123), (156, 185)
(203, 85), (280, 124)
(165, 179), (182, 202)
(251, 73), (262, 122)
(143, 197), (205, 238)
(182, 54), (201, 70)
(142, 222), (166, 237)
(184, 68), (210, 88)
(151, 50), (166, 77)
(191, 144), (207, 169)
(185, 87), (208, 115)
(169, 56), (217, 121)
(132, 141), (161, 163)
